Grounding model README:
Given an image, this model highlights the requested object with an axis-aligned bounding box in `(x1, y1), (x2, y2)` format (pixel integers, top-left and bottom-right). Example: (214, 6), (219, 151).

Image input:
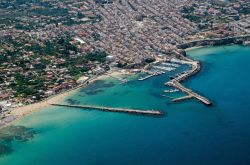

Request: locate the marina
(1, 45), (250, 165)
(152, 66), (175, 72)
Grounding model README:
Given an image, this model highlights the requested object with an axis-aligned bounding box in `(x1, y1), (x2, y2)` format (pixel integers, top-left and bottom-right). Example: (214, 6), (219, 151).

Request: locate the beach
(0, 70), (132, 129)
(1, 45), (250, 165)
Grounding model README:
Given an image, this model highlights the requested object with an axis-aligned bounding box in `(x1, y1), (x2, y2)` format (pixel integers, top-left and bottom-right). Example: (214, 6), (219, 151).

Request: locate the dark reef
(0, 126), (38, 157)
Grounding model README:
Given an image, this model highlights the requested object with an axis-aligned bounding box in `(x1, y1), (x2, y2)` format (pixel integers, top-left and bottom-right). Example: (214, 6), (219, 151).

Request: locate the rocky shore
(177, 35), (250, 50)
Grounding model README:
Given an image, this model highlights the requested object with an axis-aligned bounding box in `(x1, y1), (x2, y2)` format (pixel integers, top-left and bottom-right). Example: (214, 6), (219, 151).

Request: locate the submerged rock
(0, 125), (38, 157)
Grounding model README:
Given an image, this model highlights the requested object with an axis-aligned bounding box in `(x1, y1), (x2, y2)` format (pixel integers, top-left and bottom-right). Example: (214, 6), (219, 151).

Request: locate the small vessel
(164, 89), (179, 93)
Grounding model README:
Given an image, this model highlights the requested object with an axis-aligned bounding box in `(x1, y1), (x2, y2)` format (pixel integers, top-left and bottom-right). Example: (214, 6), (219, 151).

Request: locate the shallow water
(0, 45), (250, 165)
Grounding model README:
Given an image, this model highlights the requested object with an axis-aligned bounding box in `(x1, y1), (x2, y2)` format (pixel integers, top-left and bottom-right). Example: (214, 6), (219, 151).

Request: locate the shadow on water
(66, 99), (81, 105)
(148, 89), (166, 99)
(80, 80), (116, 95)
(126, 79), (141, 87)
(84, 89), (104, 95)
(113, 90), (131, 96)
(0, 125), (38, 157)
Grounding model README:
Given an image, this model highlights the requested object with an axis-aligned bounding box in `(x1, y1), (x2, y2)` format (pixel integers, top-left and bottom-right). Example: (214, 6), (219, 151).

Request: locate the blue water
(0, 45), (250, 165)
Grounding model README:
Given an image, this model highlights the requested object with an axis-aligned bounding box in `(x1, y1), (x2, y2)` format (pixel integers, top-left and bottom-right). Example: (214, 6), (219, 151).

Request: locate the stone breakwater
(51, 104), (164, 116)
(165, 35), (250, 105)
(165, 57), (212, 106)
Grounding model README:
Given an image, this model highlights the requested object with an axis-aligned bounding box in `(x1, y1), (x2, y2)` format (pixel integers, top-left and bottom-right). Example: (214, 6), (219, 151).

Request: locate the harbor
(138, 61), (181, 81)
(165, 57), (212, 106)
(51, 104), (164, 116)
(1, 45), (250, 165)
(134, 57), (212, 106)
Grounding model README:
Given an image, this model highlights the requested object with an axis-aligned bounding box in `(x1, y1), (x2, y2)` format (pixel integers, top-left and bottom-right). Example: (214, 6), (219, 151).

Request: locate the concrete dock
(172, 95), (193, 102)
(153, 66), (175, 72)
(169, 81), (212, 105)
(138, 71), (165, 81)
(51, 104), (164, 116)
(165, 58), (212, 106)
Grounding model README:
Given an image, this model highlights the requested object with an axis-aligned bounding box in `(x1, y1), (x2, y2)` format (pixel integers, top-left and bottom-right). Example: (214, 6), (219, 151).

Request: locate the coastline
(1, 45), (250, 165)
(177, 35), (250, 50)
(0, 70), (132, 130)
(1, 36), (249, 130)
(167, 38), (250, 105)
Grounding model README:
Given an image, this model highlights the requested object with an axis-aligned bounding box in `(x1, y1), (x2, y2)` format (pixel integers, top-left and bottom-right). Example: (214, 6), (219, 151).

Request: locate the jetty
(161, 62), (180, 68)
(51, 104), (164, 116)
(168, 81), (212, 105)
(138, 71), (165, 81)
(160, 94), (175, 99)
(172, 95), (193, 102)
(165, 58), (212, 106)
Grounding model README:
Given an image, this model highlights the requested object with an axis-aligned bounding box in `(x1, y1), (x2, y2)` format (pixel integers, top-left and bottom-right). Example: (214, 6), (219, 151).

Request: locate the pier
(51, 104), (164, 116)
(153, 66), (175, 72)
(138, 71), (165, 81)
(165, 58), (212, 106)
(172, 95), (193, 102)
(166, 80), (212, 106)
(161, 62), (180, 68)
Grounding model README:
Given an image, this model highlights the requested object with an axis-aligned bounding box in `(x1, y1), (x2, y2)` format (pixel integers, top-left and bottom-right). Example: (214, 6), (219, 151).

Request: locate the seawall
(177, 35), (250, 50)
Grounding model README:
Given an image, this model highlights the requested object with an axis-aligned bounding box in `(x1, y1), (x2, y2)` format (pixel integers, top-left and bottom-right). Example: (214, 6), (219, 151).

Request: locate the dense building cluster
(90, 0), (198, 67)
(0, 0), (108, 110)
(0, 0), (249, 113)
(181, 0), (250, 39)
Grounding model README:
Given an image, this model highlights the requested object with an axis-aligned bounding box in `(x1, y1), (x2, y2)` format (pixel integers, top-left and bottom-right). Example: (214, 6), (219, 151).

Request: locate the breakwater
(165, 57), (212, 106)
(167, 81), (212, 106)
(172, 95), (192, 102)
(138, 71), (165, 81)
(164, 35), (250, 105)
(51, 104), (164, 116)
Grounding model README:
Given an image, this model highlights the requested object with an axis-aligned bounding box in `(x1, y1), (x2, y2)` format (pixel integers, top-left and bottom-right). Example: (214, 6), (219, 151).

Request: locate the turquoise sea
(1, 45), (250, 165)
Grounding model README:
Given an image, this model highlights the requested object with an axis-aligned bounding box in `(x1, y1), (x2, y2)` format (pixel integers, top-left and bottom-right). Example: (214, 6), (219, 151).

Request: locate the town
(0, 0), (249, 117)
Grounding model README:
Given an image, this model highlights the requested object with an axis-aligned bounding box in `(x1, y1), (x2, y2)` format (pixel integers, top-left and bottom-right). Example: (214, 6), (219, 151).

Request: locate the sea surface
(1, 45), (250, 165)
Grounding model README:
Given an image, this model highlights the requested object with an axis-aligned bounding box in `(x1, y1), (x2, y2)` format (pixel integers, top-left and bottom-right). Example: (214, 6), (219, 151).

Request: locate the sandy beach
(0, 70), (132, 129)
